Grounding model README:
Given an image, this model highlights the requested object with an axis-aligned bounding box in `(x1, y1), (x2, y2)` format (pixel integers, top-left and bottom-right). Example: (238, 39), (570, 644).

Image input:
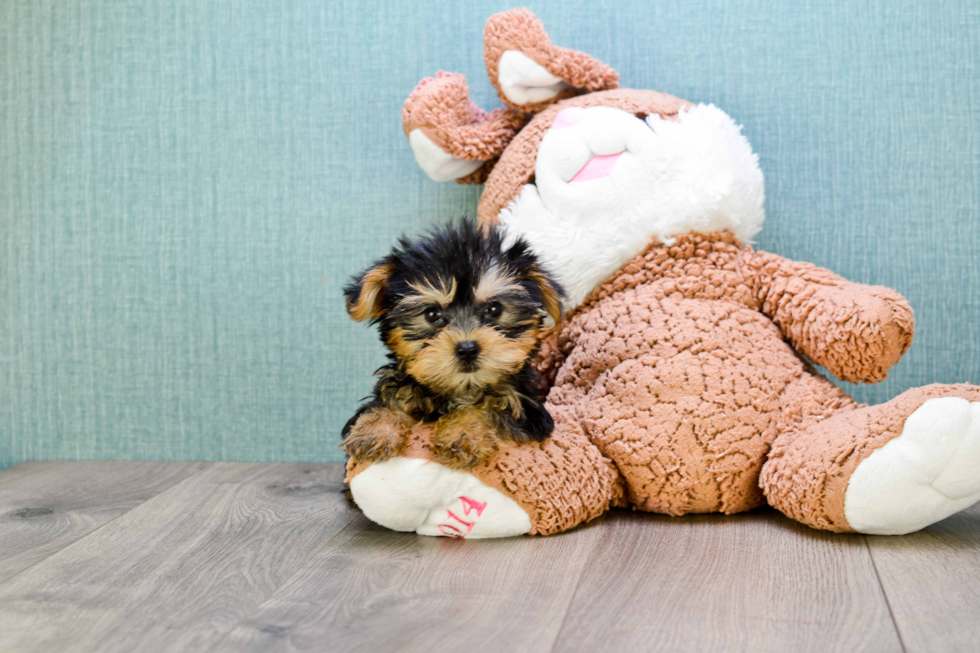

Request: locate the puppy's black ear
(527, 266), (564, 329)
(344, 261), (394, 322)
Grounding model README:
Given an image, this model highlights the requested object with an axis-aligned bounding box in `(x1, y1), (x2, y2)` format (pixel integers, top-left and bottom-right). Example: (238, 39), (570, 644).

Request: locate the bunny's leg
(762, 379), (980, 534)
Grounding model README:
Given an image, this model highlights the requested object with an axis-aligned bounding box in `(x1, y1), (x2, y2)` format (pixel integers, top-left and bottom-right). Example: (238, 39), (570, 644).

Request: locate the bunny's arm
(742, 251), (915, 384)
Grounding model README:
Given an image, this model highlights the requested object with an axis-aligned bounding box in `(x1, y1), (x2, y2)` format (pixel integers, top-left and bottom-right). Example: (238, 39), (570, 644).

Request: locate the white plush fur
(497, 50), (569, 106)
(408, 128), (485, 182)
(499, 104), (765, 308)
(349, 457), (533, 538)
(845, 397), (980, 535)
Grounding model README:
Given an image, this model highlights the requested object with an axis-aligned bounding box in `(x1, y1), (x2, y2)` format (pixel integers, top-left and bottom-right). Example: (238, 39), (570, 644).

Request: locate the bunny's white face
(499, 104), (766, 308)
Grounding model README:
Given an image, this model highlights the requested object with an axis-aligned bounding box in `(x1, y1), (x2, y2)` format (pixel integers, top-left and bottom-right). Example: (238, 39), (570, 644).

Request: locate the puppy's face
(388, 268), (542, 396)
(345, 219), (563, 396)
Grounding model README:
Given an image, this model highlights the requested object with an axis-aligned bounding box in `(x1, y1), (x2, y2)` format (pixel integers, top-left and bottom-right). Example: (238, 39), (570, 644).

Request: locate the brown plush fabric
(762, 383), (980, 532)
(750, 252), (915, 383)
(538, 232), (915, 516)
(483, 8), (620, 113)
(476, 89), (691, 224)
(346, 405), (623, 536)
(401, 71), (529, 183)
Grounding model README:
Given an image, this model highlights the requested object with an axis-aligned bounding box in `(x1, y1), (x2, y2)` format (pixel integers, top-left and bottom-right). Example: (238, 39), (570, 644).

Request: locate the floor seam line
(865, 535), (907, 653)
(549, 516), (606, 653)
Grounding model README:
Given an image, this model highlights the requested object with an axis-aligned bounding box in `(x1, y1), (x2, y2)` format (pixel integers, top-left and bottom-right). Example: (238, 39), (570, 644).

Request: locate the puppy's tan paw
(431, 409), (501, 469)
(342, 408), (415, 463)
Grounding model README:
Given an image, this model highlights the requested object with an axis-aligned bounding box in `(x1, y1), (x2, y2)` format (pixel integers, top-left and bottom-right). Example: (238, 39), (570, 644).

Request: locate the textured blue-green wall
(2, 0), (978, 469)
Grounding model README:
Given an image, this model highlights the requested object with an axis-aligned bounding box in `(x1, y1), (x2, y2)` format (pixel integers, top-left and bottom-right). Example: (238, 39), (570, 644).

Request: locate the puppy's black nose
(455, 341), (480, 363)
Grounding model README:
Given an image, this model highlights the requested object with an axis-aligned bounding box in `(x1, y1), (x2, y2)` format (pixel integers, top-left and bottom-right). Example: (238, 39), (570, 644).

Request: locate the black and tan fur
(342, 217), (564, 468)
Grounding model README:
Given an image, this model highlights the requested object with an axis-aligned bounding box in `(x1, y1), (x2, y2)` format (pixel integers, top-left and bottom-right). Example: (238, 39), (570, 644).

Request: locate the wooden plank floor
(0, 463), (977, 653)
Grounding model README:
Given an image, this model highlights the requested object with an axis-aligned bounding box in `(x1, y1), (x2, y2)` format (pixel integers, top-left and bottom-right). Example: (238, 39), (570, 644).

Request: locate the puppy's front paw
(342, 408), (415, 463)
(431, 409), (501, 469)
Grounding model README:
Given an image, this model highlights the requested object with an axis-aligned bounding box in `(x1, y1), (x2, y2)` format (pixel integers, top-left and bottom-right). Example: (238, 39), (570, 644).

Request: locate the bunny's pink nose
(552, 106), (586, 129)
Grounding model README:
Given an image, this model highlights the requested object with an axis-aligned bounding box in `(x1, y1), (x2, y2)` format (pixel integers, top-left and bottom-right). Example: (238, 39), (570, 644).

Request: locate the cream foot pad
(349, 457), (532, 539)
(846, 397), (980, 535)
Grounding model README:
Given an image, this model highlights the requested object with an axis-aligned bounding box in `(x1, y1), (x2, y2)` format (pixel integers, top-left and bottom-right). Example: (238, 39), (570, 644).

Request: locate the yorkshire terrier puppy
(342, 217), (564, 469)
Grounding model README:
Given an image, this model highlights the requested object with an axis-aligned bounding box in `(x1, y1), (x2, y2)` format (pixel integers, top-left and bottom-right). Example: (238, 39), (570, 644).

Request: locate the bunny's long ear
(402, 72), (527, 184)
(484, 8), (619, 113)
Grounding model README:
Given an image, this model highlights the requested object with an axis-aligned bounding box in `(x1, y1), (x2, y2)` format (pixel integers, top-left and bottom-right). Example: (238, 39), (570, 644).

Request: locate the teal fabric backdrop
(2, 0), (978, 469)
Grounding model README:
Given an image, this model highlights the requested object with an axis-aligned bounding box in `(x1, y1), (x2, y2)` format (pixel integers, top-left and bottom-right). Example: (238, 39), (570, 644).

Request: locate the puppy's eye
(484, 302), (503, 321)
(424, 307), (444, 324)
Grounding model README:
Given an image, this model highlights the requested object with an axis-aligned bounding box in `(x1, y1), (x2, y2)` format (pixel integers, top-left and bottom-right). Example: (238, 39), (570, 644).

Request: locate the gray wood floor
(0, 462), (977, 653)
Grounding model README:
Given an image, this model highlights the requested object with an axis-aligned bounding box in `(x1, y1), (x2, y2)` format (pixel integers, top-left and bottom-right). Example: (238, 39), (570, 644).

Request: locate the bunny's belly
(549, 288), (811, 515)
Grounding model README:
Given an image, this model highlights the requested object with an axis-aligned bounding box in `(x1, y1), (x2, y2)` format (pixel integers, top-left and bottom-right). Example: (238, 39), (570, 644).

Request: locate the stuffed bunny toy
(344, 8), (980, 539)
